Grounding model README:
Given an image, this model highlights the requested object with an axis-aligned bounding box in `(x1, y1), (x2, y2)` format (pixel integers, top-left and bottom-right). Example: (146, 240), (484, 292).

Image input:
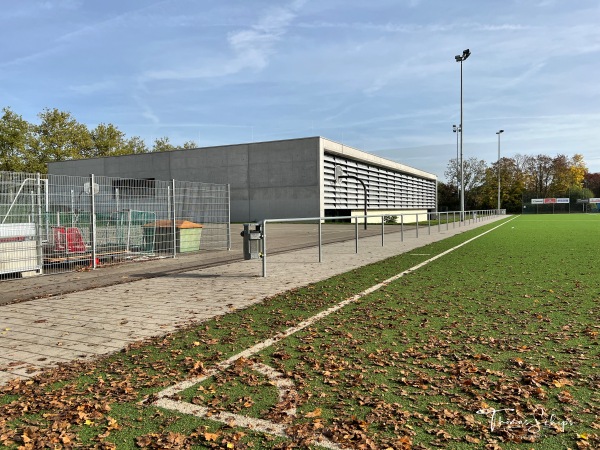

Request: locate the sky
(2, 0), (600, 181)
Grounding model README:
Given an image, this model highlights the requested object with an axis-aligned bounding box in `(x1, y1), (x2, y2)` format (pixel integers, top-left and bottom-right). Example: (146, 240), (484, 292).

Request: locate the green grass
(1, 215), (598, 449)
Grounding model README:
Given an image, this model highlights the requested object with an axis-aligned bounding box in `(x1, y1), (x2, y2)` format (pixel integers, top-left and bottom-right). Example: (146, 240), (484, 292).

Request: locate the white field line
(153, 216), (516, 446)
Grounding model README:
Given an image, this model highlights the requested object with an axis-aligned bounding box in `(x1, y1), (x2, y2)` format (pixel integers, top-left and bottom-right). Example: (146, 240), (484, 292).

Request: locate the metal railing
(260, 209), (501, 277)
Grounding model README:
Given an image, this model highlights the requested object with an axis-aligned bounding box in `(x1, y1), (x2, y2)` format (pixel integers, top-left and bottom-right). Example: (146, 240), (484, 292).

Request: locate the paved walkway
(0, 216), (507, 385)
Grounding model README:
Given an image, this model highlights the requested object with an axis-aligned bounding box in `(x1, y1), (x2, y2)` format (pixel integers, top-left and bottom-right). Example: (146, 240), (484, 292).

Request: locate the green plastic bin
(143, 220), (203, 254)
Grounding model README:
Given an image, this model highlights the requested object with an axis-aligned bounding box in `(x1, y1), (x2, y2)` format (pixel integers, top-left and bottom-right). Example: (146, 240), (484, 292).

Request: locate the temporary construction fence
(0, 171), (230, 280)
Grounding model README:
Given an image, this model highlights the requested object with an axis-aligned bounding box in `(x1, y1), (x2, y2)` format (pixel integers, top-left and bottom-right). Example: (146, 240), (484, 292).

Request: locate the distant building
(48, 136), (437, 222)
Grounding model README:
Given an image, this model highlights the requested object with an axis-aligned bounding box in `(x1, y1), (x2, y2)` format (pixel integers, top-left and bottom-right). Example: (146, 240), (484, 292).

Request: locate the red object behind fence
(53, 227), (87, 253)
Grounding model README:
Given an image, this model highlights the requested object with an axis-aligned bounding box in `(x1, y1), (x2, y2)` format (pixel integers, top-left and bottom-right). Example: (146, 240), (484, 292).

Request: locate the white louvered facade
(323, 152), (436, 211)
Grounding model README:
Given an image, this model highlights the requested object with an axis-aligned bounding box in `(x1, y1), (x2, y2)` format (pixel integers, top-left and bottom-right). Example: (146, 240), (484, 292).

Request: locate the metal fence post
(415, 214), (419, 238)
(401, 214), (404, 242)
(262, 220), (267, 277)
(90, 174), (97, 269)
(35, 173), (44, 273)
(43, 178), (49, 242)
(355, 216), (358, 253)
(227, 184), (231, 250)
(381, 218), (384, 246)
(428, 212), (431, 235)
(318, 219), (322, 262)
(171, 179), (177, 258)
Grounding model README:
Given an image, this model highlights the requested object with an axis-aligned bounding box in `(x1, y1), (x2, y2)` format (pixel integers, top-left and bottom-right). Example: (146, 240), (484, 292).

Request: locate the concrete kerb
(0, 215), (509, 386)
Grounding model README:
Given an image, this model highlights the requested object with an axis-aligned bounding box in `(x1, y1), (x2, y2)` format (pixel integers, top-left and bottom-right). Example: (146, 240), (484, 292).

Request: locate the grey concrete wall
(246, 139), (320, 220)
(48, 137), (323, 223)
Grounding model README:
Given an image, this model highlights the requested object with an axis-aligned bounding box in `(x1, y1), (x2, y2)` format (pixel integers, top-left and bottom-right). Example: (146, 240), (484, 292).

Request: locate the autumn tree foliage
(440, 153), (596, 213)
(0, 107), (197, 173)
(584, 172), (600, 196)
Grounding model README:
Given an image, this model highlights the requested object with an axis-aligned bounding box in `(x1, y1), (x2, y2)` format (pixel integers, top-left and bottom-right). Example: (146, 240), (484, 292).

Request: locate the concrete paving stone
(57, 324), (156, 338)
(0, 353), (67, 370)
(0, 327), (71, 340)
(42, 302), (176, 318)
(0, 345), (88, 364)
(5, 311), (157, 329)
(0, 338), (72, 354)
(0, 371), (31, 383)
(65, 324), (138, 339)
(0, 372), (20, 384)
(0, 356), (30, 371)
(50, 340), (123, 354)
(0, 316), (35, 327)
(2, 365), (43, 379)
(1, 327), (129, 349)
(7, 333), (90, 352)
(55, 325), (144, 341)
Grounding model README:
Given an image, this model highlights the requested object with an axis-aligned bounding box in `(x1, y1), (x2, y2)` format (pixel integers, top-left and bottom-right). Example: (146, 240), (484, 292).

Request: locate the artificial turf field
(1, 214), (598, 449)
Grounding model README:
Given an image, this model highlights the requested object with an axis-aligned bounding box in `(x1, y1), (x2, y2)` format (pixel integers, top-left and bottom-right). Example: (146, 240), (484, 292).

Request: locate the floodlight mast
(453, 124), (461, 200)
(334, 165), (368, 230)
(496, 129), (504, 214)
(455, 48), (470, 221)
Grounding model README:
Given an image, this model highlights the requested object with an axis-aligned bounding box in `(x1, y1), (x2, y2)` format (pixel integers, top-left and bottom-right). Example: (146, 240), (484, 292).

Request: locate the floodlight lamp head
(463, 49), (471, 59)
(453, 124), (457, 132)
(497, 129), (504, 135)
(455, 55), (462, 62)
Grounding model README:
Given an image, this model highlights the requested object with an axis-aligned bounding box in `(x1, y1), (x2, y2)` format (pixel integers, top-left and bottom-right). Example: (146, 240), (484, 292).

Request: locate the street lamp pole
(455, 49), (470, 221)
(496, 129), (504, 214)
(453, 124), (461, 201)
(334, 166), (368, 230)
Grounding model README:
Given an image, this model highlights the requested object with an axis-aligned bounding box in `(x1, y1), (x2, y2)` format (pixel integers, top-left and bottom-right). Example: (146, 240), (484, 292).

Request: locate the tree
(89, 123), (127, 158)
(444, 151), (594, 211)
(524, 154), (554, 197)
(0, 107), (31, 172)
(444, 158), (460, 195)
(568, 185), (595, 204)
(584, 172), (600, 196)
(28, 108), (93, 173)
(152, 137), (197, 152)
(444, 157), (487, 209)
(549, 154), (572, 194)
(480, 157), (526, 213)
(123, 136), (149, 155)
(437, 181), (459, 212)
(569, 154), (587, 187)
(152, 137), (176, 152)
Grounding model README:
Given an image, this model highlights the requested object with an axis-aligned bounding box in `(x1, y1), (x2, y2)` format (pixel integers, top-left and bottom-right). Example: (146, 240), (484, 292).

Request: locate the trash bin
(240, 223), (262, 260)
(143, 220), (203, 254)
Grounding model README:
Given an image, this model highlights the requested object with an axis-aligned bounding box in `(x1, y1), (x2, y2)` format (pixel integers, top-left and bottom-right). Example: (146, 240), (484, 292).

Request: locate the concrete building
(48, 136), (437, 223)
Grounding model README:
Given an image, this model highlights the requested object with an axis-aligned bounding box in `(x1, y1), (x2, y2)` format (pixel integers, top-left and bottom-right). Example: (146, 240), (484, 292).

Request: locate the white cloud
(69, 80), (116, 95)
(143, 1), (306, 82)
(38, 0), (82, 10)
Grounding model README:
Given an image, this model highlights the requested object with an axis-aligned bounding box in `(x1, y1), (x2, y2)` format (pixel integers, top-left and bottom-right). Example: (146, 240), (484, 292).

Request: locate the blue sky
(2, 0), (600, 180)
